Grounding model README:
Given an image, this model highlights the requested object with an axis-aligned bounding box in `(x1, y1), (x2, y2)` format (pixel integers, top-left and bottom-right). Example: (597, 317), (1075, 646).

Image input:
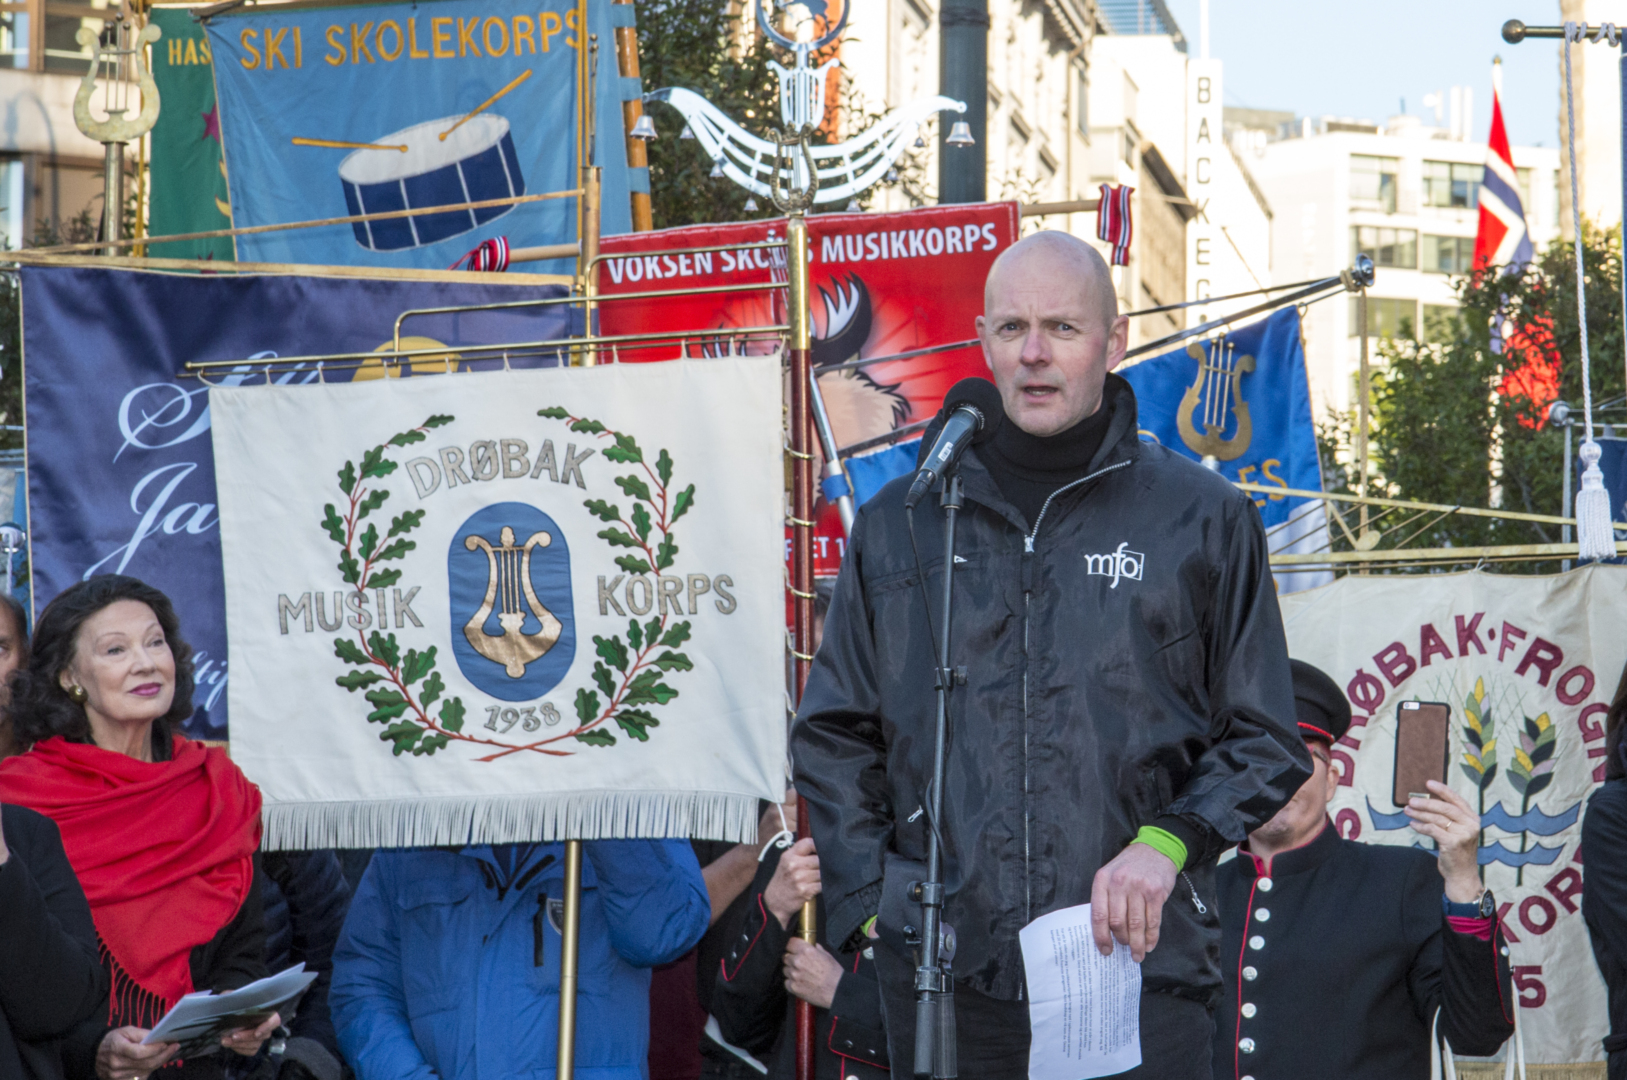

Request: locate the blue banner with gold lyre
(1120, 307), (1327, 589)
(205, 0), (638, 270)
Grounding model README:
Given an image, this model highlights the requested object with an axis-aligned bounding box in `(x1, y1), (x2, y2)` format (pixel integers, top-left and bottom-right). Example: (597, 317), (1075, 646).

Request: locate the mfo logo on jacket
(1084, 542), (1144, 588)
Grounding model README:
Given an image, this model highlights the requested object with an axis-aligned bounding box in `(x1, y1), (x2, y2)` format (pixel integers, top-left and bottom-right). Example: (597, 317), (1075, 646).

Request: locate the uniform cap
(1291, 659), (1352, 746)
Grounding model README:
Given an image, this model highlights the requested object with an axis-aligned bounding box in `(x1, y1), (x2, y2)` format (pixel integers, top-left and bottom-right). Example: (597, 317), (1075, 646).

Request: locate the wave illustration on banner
(212, 361), (784, 849)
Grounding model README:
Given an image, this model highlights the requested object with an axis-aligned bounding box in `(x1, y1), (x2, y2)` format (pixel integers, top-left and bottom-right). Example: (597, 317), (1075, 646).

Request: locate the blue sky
(1160, 0), (1562, 149)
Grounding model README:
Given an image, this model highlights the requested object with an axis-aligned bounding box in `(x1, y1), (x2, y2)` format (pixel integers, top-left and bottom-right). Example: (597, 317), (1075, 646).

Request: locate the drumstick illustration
(440, 69), (533, 141)
(292, 138), (408, 152)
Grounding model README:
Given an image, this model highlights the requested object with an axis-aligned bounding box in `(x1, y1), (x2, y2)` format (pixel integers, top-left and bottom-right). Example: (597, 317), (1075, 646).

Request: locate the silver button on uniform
(1239, 1038), (1256, 1054)
(1241, 1003), (1257, 1018)
(1258, 878), (1273, 892)
(1242, 966), (1258, 981)
(1249, 935), (1265, 950)
(1255, 908), (1271, 922)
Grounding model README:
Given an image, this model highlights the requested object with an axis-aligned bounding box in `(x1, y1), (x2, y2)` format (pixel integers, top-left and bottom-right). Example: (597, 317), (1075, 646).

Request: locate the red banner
(599, 202), (1020, 575)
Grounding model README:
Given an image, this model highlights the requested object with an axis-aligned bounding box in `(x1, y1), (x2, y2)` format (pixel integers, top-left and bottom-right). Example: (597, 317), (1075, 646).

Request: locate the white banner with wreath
(1280, 566), (1627, 1065)
(211, 359), (787, 849)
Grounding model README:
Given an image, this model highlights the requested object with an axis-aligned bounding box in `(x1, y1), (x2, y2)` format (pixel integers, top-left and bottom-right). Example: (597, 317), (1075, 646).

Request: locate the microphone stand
(913, 470), (962, 1080)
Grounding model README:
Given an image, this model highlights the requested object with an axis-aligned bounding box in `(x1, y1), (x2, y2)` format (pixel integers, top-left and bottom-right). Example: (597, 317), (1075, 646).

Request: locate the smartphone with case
(1392, 701), (1451, 808)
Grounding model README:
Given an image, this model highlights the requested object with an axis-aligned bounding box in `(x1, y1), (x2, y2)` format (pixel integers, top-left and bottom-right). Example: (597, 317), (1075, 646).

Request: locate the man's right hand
(96, 1028), (176, 1080)
(764, 836), (821, 929)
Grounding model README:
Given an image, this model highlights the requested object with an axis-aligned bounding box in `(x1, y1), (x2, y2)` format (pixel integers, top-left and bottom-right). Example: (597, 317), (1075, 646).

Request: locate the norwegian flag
(1473, 77), (1534, 274)
(1096, 183), (1134, 266)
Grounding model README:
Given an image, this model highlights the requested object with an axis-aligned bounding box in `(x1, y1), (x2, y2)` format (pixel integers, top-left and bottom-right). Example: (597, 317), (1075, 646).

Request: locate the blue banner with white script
(206, 0), (635, 270)
(22, 266), (578, 738)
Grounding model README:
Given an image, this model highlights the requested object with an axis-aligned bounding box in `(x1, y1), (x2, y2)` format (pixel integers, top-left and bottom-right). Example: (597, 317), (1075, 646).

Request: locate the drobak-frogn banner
(1280, 566), (1627, 1064)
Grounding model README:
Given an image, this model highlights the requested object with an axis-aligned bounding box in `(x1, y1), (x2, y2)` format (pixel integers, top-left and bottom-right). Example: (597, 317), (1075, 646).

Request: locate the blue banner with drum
(205, 0), (637, 270)
(1120, 307), (1331, 592)
(21, 265), (580, 740)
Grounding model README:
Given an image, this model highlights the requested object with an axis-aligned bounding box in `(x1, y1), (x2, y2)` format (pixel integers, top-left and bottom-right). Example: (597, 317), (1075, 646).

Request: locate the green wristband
(1133, 825), (1188, 870)
(861, 915), (878, 935)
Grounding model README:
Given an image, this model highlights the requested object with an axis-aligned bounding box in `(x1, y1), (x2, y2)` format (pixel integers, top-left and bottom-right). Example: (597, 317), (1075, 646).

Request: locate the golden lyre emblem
(1177, 337), (1255, 461)
(463, 526), (564, 678)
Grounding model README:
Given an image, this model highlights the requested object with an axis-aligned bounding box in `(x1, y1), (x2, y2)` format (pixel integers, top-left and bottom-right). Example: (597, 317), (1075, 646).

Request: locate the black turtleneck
(980, 382), (1118, 529)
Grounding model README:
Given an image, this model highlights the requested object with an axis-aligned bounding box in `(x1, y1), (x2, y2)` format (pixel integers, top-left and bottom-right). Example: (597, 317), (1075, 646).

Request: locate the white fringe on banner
(261, 790), (764, 851)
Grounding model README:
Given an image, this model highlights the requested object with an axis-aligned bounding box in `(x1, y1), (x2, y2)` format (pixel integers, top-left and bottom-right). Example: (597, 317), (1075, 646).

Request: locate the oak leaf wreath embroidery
(321, 408), (696, 761)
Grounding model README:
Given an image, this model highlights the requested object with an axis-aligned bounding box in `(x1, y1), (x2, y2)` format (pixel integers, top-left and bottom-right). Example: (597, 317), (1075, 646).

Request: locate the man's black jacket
(791, 376), (1311, 1002)
(0, 804), (107, 1080)
(1215, 824), (1514, 1079)
(711, 844), (887, 1079)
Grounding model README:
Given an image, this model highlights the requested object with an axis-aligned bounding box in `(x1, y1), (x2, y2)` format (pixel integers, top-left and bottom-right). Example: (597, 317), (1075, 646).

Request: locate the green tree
(1320, 224), (1625, 561)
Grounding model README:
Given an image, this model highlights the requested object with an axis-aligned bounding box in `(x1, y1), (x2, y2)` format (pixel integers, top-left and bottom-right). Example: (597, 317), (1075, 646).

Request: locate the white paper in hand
(1019, 904), (1141, 1080)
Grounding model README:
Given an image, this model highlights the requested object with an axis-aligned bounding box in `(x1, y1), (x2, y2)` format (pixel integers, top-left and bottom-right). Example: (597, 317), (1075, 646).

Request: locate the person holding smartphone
(1211, 660), (1515, 1080)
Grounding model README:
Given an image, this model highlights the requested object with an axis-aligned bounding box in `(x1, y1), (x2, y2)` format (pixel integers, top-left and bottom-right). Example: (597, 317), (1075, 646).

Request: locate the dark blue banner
(23, 266), (578, 738)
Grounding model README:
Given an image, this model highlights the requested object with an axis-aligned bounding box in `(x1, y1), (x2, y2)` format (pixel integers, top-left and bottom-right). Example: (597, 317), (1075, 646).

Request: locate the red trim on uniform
(1297, 721), (1335, 743)
(1491, 913), (1514, 1024)
(1446, 914), (1494, 941)
(1233, 873), (1261, 1080)
(719, 894), (771, 983)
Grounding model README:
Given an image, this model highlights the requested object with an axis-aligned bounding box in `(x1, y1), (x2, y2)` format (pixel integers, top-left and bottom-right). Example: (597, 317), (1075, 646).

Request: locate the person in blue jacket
(330, 839), (709, 1080)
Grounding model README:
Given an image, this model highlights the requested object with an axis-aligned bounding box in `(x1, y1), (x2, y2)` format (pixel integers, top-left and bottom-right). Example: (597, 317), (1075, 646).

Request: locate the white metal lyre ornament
(72, 17), (161, 145)
(642, 0), (966, 206)
(72, 15), (161, 248)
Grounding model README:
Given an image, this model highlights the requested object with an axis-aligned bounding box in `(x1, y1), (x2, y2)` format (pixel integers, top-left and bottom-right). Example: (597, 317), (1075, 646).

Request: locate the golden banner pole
(555, 839), (583, 1079)
(786, 208), (817, 1080)
(612, 0), (652, 232)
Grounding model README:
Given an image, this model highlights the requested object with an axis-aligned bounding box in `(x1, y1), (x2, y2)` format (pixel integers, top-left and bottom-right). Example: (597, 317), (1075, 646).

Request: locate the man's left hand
(783, 938), (844, 1010)
(1090, 843), (1177, 961)
(1406, 780), (1484, 904)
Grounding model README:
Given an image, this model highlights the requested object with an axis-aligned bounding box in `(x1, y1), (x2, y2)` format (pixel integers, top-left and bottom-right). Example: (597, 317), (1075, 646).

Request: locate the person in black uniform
(711, 833), (887, 1078)
(1582, 660), (1627, 1080)
(1214, 660), (1515, 1080)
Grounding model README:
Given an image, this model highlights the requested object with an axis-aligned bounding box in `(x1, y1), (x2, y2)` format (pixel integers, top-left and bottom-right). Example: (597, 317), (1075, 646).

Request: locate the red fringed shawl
(0, 736), (261, 1024)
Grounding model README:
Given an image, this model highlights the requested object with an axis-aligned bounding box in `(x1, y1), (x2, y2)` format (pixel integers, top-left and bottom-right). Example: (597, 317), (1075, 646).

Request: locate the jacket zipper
(1019, 459), (1132, 924)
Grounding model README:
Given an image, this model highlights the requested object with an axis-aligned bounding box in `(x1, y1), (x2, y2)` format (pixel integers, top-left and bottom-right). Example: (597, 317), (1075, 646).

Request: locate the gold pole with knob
(555, 839), (583, 1078)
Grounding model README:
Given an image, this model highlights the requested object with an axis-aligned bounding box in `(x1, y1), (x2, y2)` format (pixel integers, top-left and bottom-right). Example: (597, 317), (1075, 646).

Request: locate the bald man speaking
(792, 232), (1310, 1078)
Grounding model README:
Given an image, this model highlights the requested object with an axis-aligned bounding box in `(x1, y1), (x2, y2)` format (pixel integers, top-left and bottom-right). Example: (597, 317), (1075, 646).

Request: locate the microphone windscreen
(941, 377), (1006, 444)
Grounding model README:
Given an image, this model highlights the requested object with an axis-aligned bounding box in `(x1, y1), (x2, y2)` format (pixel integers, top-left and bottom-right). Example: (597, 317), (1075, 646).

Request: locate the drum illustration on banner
(336, 114), (525, 251)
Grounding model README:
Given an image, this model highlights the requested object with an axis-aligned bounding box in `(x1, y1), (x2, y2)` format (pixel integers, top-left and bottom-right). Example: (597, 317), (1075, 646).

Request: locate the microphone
(904, 378), (1005, 510)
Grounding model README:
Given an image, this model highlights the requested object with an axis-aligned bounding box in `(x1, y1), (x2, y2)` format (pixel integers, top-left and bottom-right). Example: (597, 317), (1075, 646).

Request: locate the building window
(1422, 160), (1480, 209)
(1349, 297), (1418, 339)
(1423, 304), (1459, 344)
(1077, 67), (1089, 137)
(1351, 226), (1417, 269)
(1350, 155), (1399, 213)
(1122, 119), (1139, 167)
(1421, 234), (1476, 274)
(1516, 166), (1532, 213)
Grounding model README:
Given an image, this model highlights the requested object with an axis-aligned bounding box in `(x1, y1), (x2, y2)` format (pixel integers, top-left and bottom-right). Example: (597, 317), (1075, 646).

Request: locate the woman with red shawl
(0, 576), (276, 1080)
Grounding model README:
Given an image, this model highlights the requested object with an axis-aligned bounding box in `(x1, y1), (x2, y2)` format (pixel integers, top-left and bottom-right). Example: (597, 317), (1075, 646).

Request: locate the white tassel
(1575, 439), (1618, 562)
